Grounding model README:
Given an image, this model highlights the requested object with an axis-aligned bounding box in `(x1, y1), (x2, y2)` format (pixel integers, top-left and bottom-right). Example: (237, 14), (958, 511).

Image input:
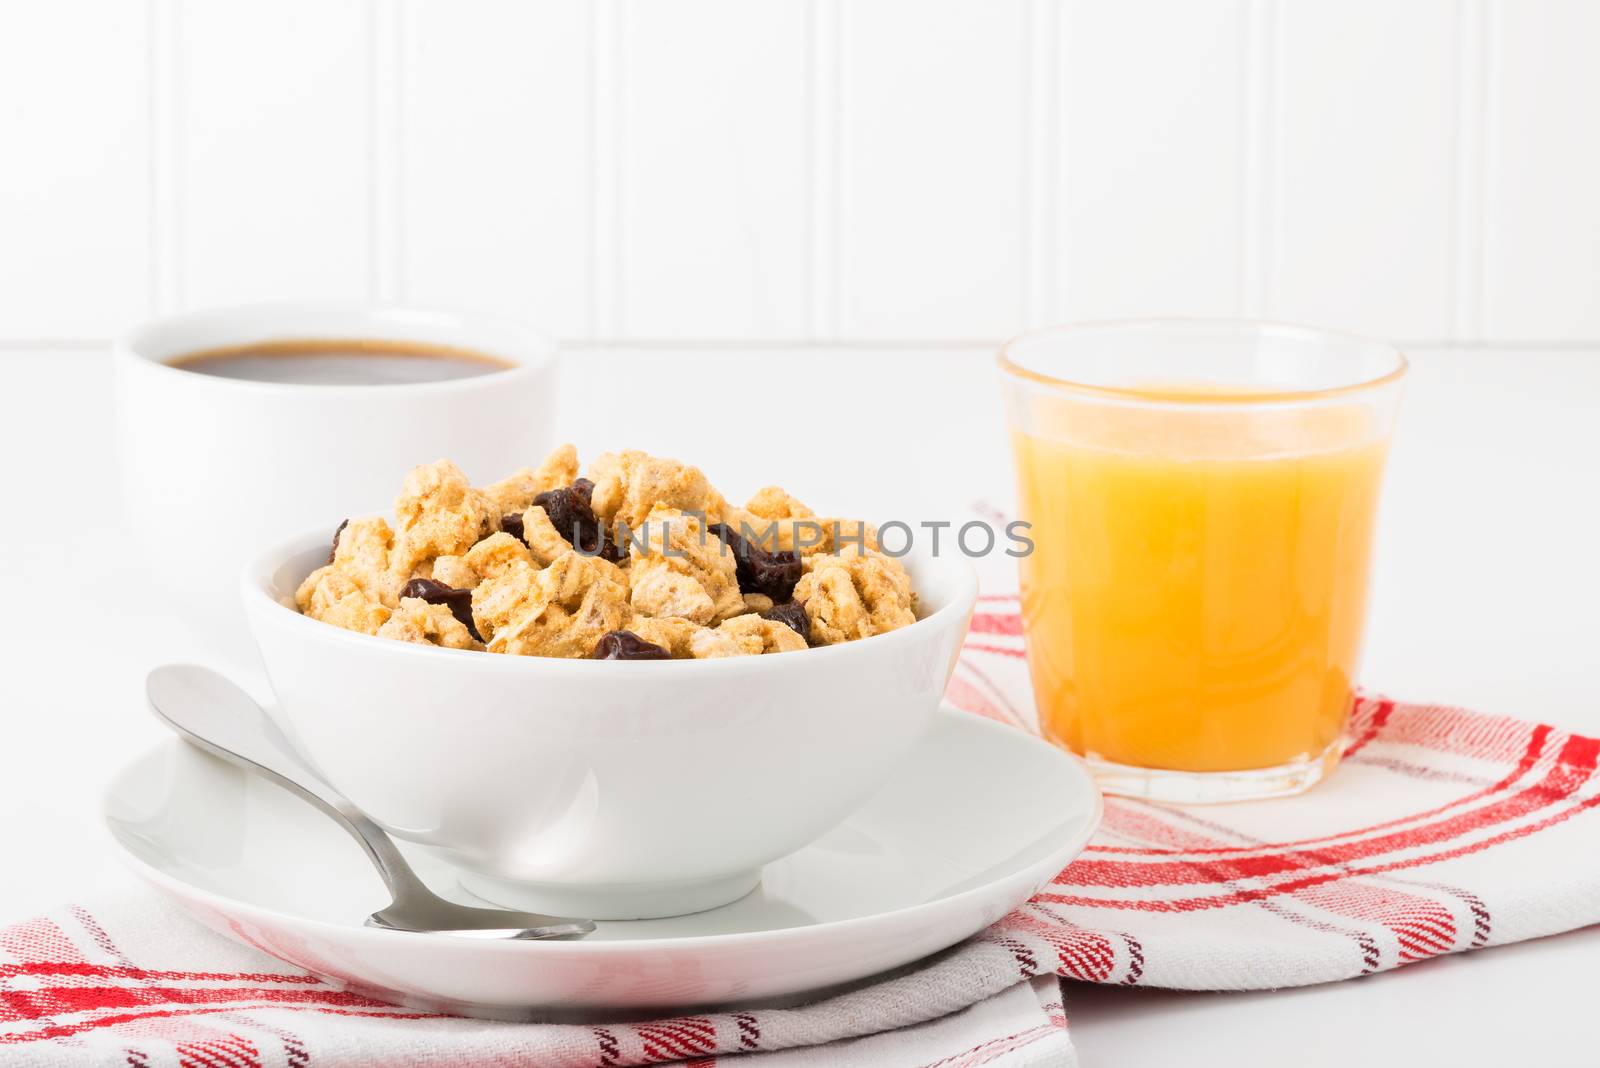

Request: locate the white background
(3, 2), (1600, 1065)
(2, 0), (1599, 348)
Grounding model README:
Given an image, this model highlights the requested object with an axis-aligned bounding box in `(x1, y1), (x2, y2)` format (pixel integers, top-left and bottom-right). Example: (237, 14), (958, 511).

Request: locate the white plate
(104, 709), (1100, 1017)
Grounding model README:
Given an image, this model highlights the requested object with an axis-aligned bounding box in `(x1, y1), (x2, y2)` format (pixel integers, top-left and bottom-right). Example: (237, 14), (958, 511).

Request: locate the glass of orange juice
(999, 320), (1406, 802)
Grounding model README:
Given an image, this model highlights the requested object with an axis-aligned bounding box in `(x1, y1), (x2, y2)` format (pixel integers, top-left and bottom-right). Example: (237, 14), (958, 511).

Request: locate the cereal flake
(690, 614), (808, 658)
(377, 596), (477, 649)
(627, 508), (744, 625)
(588, 450), (721, 537)
(793, 550), (916, 645)
(473, 549), (629, 658)
(393, 460), (499, 571)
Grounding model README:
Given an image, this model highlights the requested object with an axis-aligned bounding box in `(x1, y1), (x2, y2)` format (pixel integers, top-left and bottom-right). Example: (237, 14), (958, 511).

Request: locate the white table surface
(3, 345), (1597, 1065)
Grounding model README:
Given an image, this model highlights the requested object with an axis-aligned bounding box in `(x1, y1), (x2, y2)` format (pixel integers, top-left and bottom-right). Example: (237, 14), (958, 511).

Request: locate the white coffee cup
(114, 302), (558, 606)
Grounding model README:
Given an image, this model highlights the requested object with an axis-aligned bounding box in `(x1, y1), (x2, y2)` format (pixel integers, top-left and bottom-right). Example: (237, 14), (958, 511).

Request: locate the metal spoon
(145, 664), (594, 941)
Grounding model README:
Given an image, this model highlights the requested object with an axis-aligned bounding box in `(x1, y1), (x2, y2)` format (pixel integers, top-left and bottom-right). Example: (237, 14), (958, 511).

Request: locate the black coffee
(168, 338), (515, 386)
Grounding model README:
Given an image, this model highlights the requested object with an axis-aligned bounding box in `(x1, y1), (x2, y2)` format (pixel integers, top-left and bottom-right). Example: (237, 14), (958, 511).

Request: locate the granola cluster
(294, 447), (919, 660)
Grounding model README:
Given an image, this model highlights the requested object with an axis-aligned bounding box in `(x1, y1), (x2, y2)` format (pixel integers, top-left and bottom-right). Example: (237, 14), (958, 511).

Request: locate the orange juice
(1011, 404), (1388, 774)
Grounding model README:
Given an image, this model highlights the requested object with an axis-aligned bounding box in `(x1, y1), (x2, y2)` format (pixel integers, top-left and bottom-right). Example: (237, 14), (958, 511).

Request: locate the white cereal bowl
(242, 532), (978, 920)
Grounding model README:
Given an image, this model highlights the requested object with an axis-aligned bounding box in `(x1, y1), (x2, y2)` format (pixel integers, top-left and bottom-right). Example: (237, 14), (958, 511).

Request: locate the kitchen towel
(0, 896), (1073, 1066)
(7, 598), (1600, 1065)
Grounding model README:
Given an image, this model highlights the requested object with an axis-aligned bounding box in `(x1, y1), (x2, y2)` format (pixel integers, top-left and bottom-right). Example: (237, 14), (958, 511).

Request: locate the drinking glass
(999, 320), (1406, 802)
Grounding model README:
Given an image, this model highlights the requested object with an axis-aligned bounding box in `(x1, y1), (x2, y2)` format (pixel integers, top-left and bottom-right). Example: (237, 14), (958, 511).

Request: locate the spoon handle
(146, 664), (594, 940)
(145, 664), (435, 903)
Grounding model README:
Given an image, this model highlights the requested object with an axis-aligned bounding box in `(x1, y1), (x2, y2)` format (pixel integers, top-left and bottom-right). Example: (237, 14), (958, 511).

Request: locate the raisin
(326, 518), (349, 565)
(500, 512), (526, 544)
(592, 630), (672, 661)
(764, 600), (811, 645)
(708, 523), (802, 602)
(400, 577), (482, 642)
(533, 478), (625, 562)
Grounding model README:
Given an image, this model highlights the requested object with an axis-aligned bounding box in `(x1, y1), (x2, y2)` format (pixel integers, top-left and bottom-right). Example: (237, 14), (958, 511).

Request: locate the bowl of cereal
(242, 446), (977, 919)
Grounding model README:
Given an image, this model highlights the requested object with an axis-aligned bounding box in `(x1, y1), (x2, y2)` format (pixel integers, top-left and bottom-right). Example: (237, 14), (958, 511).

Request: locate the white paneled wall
(619, 0), (812, 340)
(1057, 0), (1248, 321)
(1485, 0), (1600, 342)
(1, 0), (1596, 347)
(401, 0), (592, 337)
(1270, 0), (1459, 339)
(839, 0), (1031, 340)
(178, 2), (374, 308)
(0, 0), (149, 338)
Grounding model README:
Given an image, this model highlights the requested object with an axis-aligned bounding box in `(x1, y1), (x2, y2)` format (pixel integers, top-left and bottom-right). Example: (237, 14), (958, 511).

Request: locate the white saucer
(104, 709), (1101, 1017)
